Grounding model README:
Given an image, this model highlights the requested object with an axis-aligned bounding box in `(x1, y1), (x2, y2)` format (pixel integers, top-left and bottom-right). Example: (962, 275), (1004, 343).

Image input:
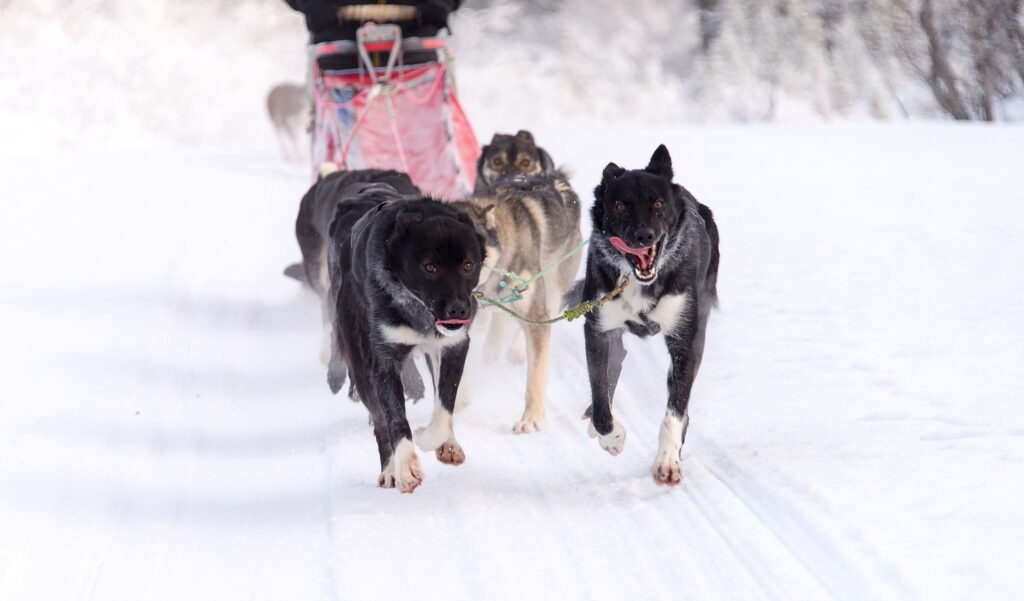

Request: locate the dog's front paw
(651, 455), (683, 486)
(413, 424), (448, 452)
(513, 410), (544, 434)
(392, 439), (424, 493)
(593, 420), (626, 456)
(435, 440), (466, 465)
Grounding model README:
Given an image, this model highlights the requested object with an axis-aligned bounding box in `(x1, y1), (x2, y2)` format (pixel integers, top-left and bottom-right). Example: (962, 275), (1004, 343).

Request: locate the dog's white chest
(646, 292), (690, 334)
(598, 286), (689, 335)
(380, 323), (466, 353)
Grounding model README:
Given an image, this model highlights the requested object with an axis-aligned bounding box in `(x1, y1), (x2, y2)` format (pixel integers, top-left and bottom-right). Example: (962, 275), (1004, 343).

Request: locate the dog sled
(310, 23), (479, 199)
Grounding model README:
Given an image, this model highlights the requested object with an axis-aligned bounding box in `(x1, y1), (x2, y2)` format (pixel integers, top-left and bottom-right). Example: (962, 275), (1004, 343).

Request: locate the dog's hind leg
(326, 344), (348, 394)
(400, 355), (425, 402)
(320, 319), (333, 367)
(273, 124), (291, 161)
(652, 299), (707, 486)
(482, 310), (510, 364)
(414, 341), (469, 466)
(505, 327), (526, 365)
(295, 187), (322, 293)
(287, 115), (308, 164)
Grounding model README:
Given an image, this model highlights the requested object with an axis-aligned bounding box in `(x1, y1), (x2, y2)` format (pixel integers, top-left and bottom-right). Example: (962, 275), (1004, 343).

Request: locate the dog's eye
(517, 158), (533, 170)
(613, 201), (627, 214)
(653, 199), (664, 210)
(490, 157), (506, 168)
(423, 262), (438, 274)
(462, 261), (475, 274)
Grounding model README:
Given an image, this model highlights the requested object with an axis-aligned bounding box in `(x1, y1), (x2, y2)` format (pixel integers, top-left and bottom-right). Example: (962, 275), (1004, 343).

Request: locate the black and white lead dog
(579, 145), (720, 485)
(327, 184), (486, 493)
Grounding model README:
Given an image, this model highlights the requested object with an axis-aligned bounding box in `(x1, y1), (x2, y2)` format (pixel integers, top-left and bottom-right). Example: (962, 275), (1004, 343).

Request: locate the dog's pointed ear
(391, 209), (423, 240)
(470, 198), (495, 218)
(602, 162), (625, 182)
(466, 198), (497, 232)
(476, 145), (490, 174)
(479, 203), (497, 231)
(595, 162), (624, 204)
(451, 203), (478, 230)
(645, 145), (673, 180)
(593, 163), (624, 228)
(515, 130), (535, 145)
(397, 210), (423, 225)
(538, 148), (555, 173)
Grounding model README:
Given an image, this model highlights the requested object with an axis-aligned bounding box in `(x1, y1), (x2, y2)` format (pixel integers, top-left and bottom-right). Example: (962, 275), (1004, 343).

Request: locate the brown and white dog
(458, 132), (582, 432)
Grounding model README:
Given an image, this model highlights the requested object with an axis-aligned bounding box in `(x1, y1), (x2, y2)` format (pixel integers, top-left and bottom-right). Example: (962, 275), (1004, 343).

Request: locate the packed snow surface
(1, 125), (1022, 600)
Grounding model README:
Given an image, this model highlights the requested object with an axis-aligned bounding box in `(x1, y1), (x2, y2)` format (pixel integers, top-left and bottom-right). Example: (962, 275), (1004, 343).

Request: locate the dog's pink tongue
(608, 236), (653, 270)
(436, 318), (470, 326)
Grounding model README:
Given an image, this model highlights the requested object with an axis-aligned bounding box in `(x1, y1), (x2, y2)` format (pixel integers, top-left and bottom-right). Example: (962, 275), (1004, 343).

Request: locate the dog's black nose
(443, 300), (470, 321)
(634, 227), (656, 247)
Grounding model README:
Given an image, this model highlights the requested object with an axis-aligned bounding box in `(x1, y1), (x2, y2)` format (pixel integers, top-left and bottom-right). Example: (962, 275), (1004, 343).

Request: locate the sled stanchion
(384, 91), (412, 174)
(473, 275), (630, 326)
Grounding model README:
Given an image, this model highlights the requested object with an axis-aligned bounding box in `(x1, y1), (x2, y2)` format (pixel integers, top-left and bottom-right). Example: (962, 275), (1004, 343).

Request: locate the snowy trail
(1, 125), (1022, 600)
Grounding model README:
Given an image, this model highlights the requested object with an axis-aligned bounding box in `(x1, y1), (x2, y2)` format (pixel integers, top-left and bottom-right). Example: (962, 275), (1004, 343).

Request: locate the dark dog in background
(292, 166), (426, 400)
(474, 130), (556, 193)
(295, 165), (419, 298)
(577, 145), (719, 485)
(327, 184), (486, 492)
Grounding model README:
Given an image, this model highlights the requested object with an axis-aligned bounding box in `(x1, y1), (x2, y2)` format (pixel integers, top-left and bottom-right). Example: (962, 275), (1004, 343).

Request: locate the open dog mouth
(435, 318), (470, 336)
(608, 236), (660, 282)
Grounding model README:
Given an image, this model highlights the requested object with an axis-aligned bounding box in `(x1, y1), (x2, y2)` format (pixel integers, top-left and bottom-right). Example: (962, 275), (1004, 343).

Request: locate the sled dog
(326, 183), (485, 492)
(458, 166), (582, 433)
(292, 167), (426, 399)
(575, 145), (719, 485)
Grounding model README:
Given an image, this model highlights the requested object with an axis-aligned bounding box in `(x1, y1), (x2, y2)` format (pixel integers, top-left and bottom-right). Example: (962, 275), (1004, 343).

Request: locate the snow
(1, 124), (1022, 600)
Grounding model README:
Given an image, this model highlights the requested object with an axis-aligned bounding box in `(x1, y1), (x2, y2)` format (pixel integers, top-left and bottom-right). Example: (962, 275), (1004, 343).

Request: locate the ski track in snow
(1, 125), (1022, 600)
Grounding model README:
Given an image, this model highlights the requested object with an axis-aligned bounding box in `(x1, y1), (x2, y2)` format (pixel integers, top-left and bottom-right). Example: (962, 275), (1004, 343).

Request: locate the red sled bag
(310, 24), (479, 199)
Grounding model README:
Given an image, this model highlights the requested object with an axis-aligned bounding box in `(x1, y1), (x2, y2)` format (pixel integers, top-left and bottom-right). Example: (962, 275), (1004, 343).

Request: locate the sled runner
(310, 23), (479, 199)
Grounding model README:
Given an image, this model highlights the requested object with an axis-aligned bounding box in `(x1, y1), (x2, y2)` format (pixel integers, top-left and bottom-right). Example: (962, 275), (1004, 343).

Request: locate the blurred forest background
(0, 0), (1021, 149)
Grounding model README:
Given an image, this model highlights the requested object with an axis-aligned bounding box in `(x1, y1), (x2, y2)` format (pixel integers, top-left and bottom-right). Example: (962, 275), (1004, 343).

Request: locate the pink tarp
(312, 62), (479, 199)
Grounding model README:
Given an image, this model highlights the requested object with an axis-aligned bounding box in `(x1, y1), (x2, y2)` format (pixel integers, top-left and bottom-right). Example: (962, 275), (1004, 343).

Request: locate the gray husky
(461, 169), (582, 433)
